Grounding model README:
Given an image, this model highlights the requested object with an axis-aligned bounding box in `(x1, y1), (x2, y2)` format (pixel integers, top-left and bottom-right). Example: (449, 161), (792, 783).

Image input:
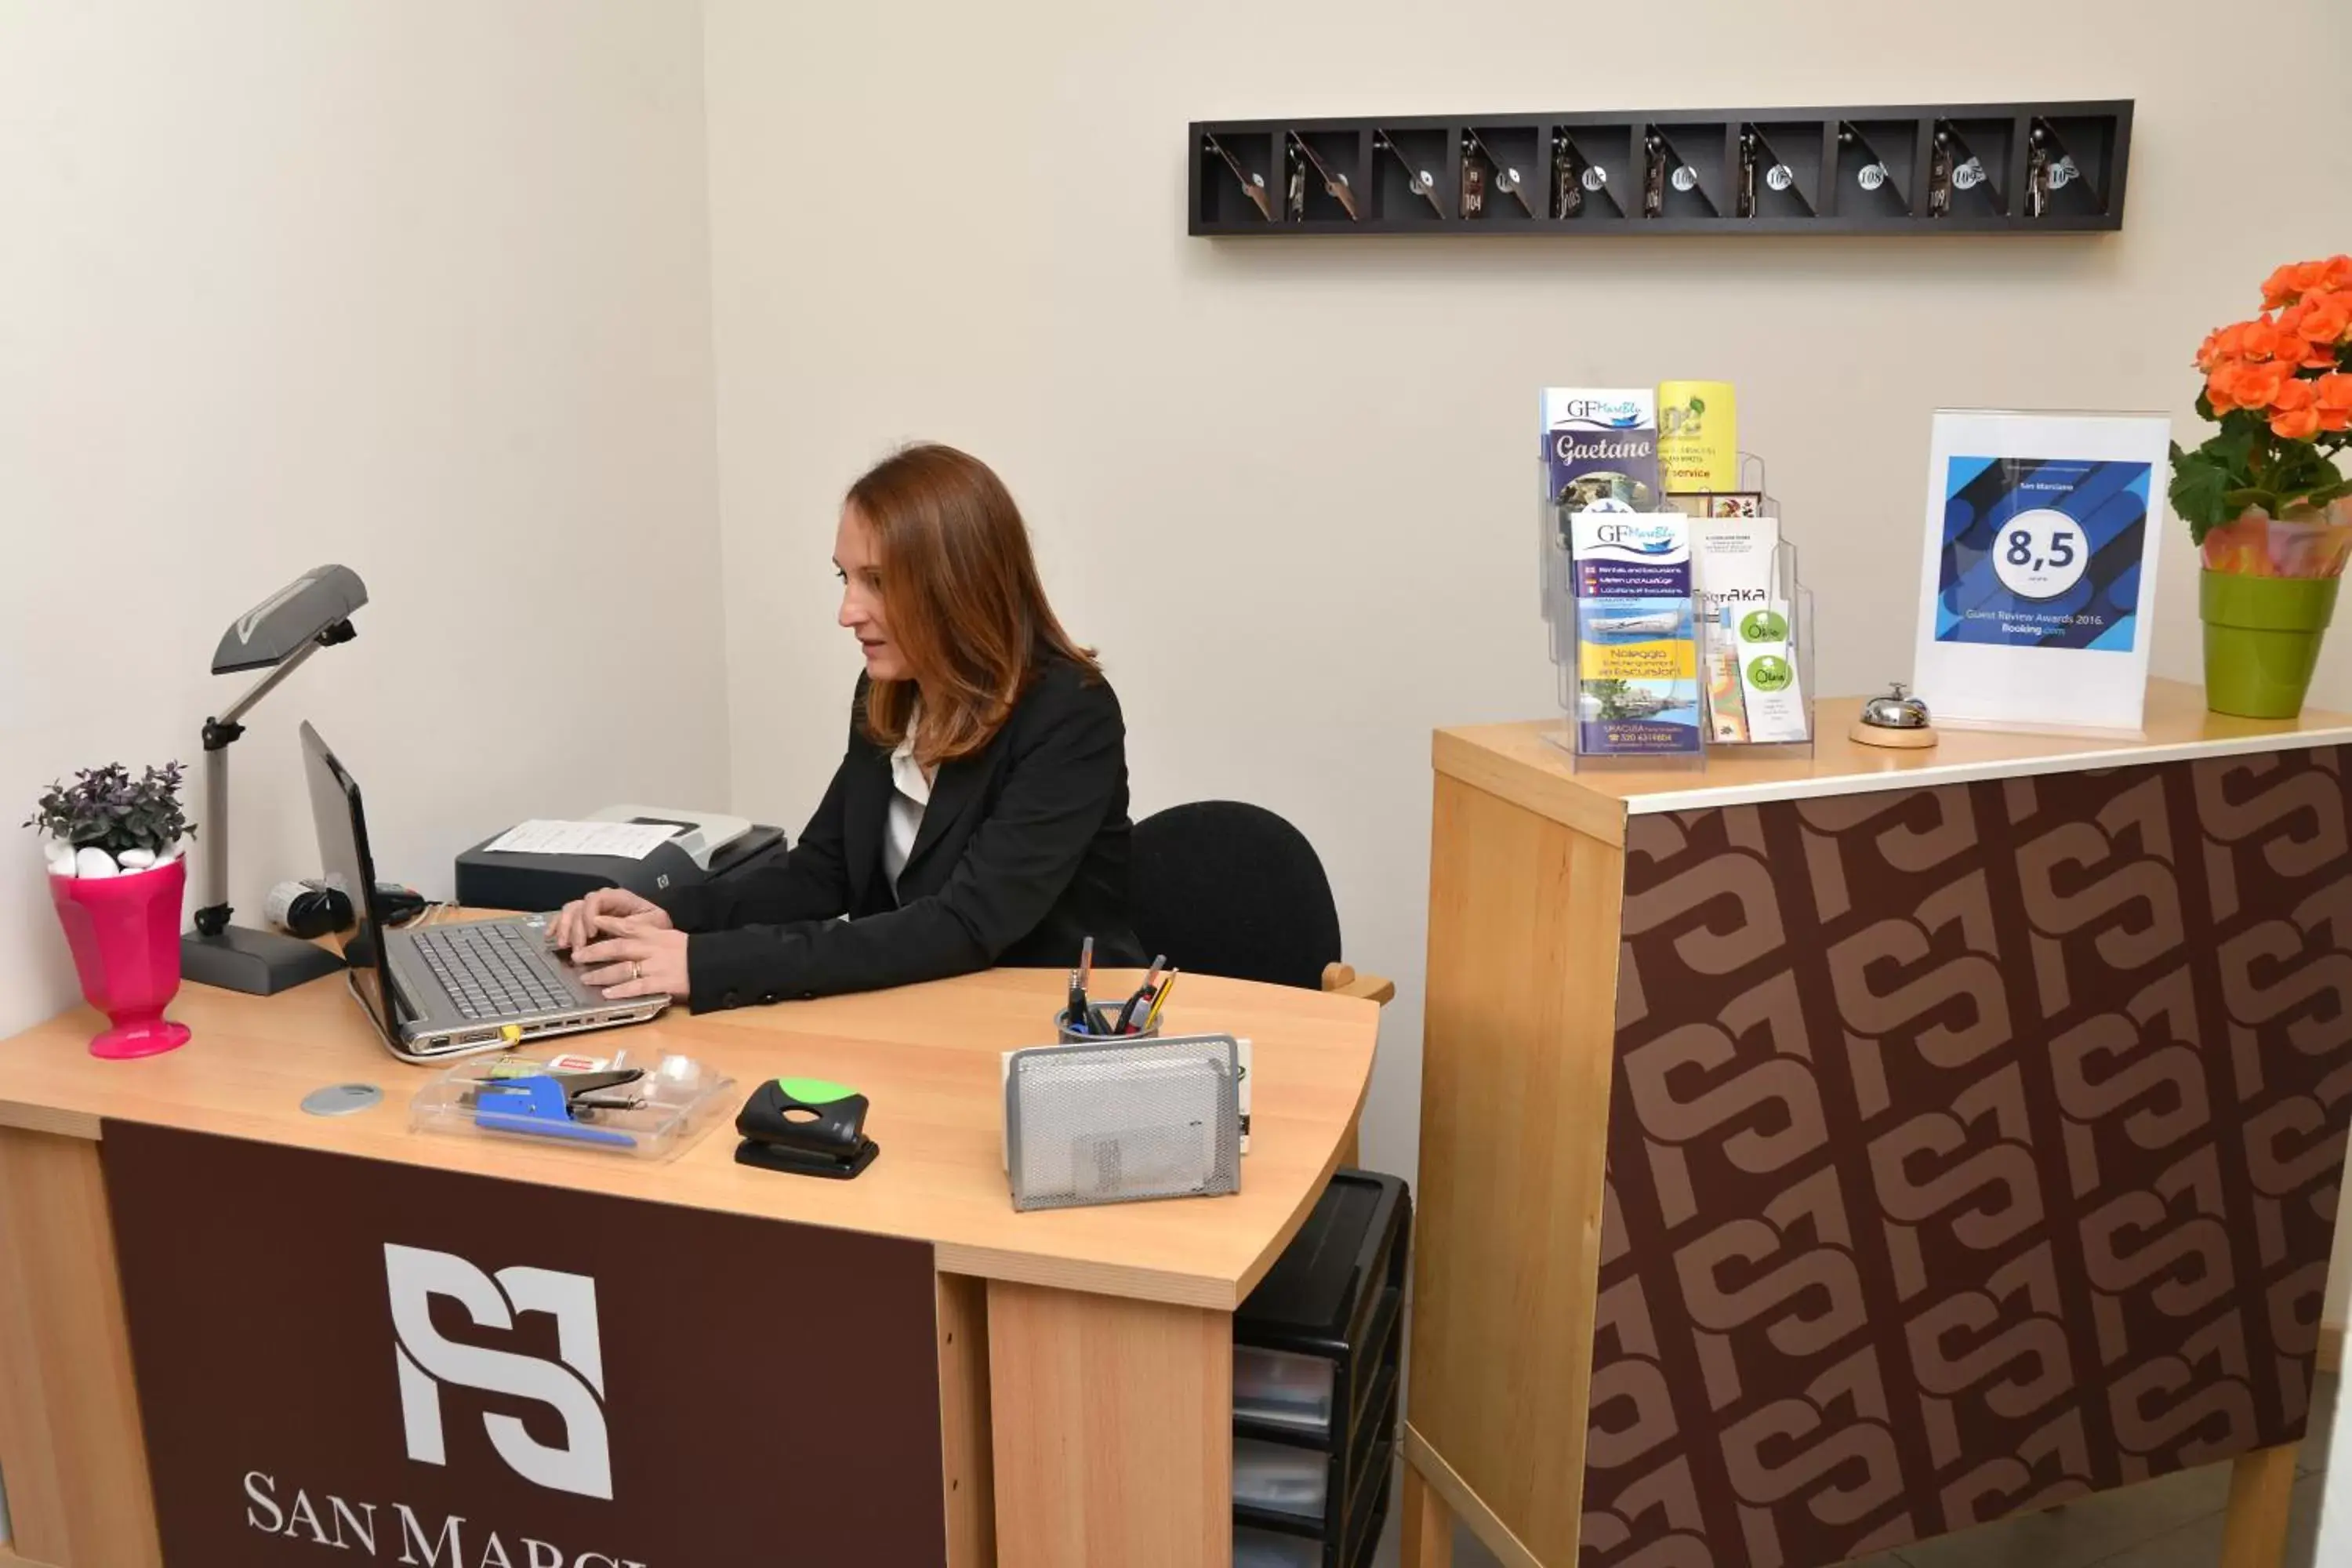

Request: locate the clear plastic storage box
(1234, 1525), (1323, 1568)
(410, 1044), (735, 1161)
(1235, 1345), (1339, 1435)
(1234, 1436), (1330, 1518)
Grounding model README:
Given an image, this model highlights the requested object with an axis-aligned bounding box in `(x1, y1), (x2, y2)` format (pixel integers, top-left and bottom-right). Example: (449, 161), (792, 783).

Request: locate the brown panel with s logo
(100, 1123), (946, 1568)
(1579, 749), (2352, 1568)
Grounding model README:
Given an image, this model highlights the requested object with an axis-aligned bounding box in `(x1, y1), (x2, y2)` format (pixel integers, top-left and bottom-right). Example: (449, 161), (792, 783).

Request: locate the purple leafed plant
(25, 763), (195, 857)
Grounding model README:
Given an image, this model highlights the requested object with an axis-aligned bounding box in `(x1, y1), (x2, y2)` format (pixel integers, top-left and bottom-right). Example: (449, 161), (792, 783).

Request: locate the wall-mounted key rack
(1189, 101), (2132, 236)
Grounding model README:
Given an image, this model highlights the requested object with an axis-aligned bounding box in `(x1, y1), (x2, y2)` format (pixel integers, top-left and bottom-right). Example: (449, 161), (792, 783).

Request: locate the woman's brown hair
(848, 443), (1098, 764)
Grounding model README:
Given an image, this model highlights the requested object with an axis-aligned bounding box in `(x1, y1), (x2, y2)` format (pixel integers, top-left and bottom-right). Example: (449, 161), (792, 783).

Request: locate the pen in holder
(1057, 1007), (1162, 1044)
(1061, 952), (1174, 1040)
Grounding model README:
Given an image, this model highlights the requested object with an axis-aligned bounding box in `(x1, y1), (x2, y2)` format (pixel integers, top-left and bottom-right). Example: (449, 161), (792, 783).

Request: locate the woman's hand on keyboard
(550, 887), (670, 954)
(575, 918), (689, 1001)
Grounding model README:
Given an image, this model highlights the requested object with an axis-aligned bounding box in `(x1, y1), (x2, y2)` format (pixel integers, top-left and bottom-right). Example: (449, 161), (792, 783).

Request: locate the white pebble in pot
(74, 847), (120, 880)
(44, 840), (75, 875)
(119, 848), (157, 869)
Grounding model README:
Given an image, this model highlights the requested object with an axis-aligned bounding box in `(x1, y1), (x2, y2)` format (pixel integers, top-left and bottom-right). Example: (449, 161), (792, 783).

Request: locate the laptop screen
(299, 722), (401, 1043)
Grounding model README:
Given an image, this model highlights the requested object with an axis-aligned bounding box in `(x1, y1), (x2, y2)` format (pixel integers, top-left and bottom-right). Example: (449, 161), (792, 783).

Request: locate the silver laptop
(299, 722), (669, 1060)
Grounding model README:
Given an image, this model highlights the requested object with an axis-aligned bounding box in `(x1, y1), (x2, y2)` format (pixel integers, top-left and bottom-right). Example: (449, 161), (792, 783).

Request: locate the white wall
(0, 2), (732, 1045)
(699, 0), (2352, 1185)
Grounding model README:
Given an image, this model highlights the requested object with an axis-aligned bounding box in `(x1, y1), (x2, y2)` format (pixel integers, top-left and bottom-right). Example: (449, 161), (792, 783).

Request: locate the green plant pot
(2201, 570), (2340, 720)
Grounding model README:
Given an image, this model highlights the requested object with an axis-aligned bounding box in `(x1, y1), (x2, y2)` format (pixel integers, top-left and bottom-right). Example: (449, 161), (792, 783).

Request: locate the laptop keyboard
(414, 923), (578, 1021)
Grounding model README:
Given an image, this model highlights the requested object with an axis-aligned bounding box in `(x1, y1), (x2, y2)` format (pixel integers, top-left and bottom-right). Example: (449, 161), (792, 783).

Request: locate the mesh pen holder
(1006, 1033), (1241, 1211)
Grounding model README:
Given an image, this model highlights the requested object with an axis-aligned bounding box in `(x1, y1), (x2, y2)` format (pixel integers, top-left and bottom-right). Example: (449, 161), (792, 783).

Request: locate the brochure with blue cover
(1542, 387), (1662, 525)
(1570, 514), (1700, 757)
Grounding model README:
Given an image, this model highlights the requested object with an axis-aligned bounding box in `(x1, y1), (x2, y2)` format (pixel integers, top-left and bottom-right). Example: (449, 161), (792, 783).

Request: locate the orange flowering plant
(2170, 256), (2352, 566)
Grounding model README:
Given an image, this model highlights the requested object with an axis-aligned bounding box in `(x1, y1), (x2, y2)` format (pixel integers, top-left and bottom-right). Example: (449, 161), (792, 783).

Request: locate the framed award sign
(1912, 408), (2172, 733)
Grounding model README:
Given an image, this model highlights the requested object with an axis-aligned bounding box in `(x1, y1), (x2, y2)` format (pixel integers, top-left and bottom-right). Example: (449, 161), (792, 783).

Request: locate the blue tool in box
(470, 1069), (641, 1148)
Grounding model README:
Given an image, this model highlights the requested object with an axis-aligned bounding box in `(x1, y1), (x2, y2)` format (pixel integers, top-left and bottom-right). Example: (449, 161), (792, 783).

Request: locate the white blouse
(882, 723), (931, 902)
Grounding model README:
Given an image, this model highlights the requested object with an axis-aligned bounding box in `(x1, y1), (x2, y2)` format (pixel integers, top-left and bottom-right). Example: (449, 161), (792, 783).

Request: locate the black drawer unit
(1232, 1169), (1411, 1568)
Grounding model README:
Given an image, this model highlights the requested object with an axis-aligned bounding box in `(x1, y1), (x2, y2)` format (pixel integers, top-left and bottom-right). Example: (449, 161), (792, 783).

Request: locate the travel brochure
(1541, 387), (1661, 521)
(1569, 514), (1700, 755)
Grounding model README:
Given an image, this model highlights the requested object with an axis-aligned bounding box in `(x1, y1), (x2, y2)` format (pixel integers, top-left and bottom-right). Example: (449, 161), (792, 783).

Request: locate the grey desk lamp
(180, 565), (368, 995)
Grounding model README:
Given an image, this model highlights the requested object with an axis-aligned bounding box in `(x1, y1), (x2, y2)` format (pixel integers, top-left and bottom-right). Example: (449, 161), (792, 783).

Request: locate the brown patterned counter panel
(1580, 748), (2352, 1567)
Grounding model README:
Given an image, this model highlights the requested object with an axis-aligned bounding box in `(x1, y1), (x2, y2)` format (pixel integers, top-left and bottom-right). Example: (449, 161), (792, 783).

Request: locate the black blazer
(654, 659), (1144, 1011)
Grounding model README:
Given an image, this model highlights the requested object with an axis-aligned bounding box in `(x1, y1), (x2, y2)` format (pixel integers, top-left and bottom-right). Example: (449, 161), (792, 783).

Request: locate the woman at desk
(553, 444), (1143, 1007)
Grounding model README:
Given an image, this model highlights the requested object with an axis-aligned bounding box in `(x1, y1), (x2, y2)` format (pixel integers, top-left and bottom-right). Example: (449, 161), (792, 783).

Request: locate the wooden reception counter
(1405, 679), (2352, 1568)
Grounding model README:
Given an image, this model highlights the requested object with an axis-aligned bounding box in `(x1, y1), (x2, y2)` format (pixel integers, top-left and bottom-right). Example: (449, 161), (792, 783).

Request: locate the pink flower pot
(48, 856), (192, 1058)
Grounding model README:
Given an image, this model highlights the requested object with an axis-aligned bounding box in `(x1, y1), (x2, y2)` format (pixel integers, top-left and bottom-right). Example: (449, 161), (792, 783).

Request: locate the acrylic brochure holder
(1541, 452), (1814, 771)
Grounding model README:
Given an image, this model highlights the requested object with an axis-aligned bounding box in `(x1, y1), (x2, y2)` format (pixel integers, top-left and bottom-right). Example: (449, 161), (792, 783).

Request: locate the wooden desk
(1406, 679), (2352, 1568)
(0, 960), (1378, 1568)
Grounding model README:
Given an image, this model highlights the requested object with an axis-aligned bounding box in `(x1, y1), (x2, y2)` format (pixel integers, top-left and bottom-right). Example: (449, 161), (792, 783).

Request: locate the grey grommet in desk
(300, 1083), (382, 1116)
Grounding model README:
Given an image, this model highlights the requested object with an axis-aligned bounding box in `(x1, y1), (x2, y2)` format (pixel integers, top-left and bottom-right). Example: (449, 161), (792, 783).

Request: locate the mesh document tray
(1005, 1033), (1242, 1210)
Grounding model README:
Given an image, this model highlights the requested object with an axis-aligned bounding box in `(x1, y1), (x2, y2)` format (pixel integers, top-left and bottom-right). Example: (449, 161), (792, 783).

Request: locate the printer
(455, 804), (789, 913)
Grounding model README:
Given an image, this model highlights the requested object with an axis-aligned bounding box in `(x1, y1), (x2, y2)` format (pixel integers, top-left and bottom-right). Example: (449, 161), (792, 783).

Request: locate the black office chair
(1130, 801), (1394, 1004)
